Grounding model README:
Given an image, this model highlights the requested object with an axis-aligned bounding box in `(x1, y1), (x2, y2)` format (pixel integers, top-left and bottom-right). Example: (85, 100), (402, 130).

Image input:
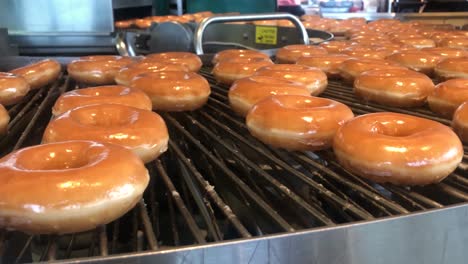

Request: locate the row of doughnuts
(0, 51), (215, 235)
(0, 59), (62, 136)
(210, 46), (464, 187)
(115, 11), (214, 29)
(67, 53), (210, 111)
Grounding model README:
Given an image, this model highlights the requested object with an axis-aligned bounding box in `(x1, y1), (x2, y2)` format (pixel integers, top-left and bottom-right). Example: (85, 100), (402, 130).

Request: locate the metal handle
(115, 32), (137, 57)
(193, 13), (310, 55)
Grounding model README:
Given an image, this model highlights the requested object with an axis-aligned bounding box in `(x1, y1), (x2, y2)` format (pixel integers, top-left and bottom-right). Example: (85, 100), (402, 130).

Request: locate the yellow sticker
(255, 26), (277, 45)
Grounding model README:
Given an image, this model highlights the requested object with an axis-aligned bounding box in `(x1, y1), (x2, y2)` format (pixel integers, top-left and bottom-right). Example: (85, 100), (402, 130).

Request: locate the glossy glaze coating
(342, 45), (393, 60)
(145, 52), (202, 72)
(318, 41), (351, 54)
(67, 56), (133, 85)
(453, 102), (468, 143)
(354, 69), (435, 107)
(228, 76), (310, 116)
(333, 112), (463, 185)
(338, 58), (405, 84)
(135, 18), (152, 29)
(438, 37), (468, 49)
(394, 37), (436, 48)
(52, 85), (152, 116)
(427, 79), (468, 118)
(212, 49), (270, 65)
(254, 64), (328, 95)
(276, 45), (328, 64)
(434, 57), (468, 80)
(115, 61), (189, 86)
(115, 20), (133, 29)
(10, 59), (61, 89)
(0, 73), (30, 106)
(0, 104), (9, 136)
(247, 95), (354, 151)
(422, 47), (468, 58)
(130, 71), (211, 111)
(44, 104), (168, 163)
(296, 54), (351, 78)
(0, 140), (149, 234)
(386, 50), (442, 75)
(212, 57), (274, 85)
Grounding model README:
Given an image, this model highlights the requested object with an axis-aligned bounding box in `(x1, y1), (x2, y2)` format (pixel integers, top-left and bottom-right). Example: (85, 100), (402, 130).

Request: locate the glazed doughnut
(341, 46), (393, 60)
(115, 61), (189, 86)
(135, 18), (152, 29)
(338, 58), (406, 84)
(333, 112), (463, 185)
(246, 95), (354, 151)
(254, 64), (328, 95)
(434, 57), (468, 80)
(354, 69), (435, 107)
(43, 104), (169, 163)
(212, 57), (273, 85)
(145, 52), (202, 72)
(453, 102), (468, 143)
(427, 79), (468, 118)
(422, 47), (468, 59)
(228, 76), (310, 116)
(0, 73), (30, 106)
(394, 37), (436, 48)
(115, 20), (133, 29)
(0, 140), (149, 234)
(386, 50), (442, 75)
(276, 45), (328, 64)
(319, 41), (351, 54)
(52, 85), (152, 116)
(296, 54), (351, 79)
(130, 71), (210, 111)
(438, 37), (468, 49)
(10, 59), (61, 89)
(67, 56), (133, 85)
(0, 104), (9, 136)
(212, 49), (270, 65)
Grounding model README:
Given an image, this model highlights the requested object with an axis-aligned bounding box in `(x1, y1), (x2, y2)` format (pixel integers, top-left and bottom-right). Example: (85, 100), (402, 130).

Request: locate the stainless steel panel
(112, 0), (153, 9)
(0, 0), (114, 34)
(67, 204), (468, 264)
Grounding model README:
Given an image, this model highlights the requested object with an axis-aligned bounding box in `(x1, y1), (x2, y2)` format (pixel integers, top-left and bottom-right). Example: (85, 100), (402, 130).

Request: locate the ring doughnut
(115, 61), (189, 86)
(52, 85), (152, 116)
(428, 79), (468, 118)
(338, 58), (405, 84)
(386, 50), (442, 75)
(0, 104), (9, 136)
(43, 104), (169, 163)
(0, 140), (149, 234)
(130, 71), (211, 111)
(341, 45), (392, 60)
(333, 112), (463, 185)
(228, 76), (310, 116)
(10, 59), (61, 89)
(453, 102), (468, 143)
(422, 47), (468, 59)
(276, 45), (328, 64)
(212, 49), (270, 65)
(318, 41), (351, 54)
(212, 57), (274, 85)
(254, 64), (328, 95)
(354, 69), (434, 107)
(0, 73), (30, 106)
(434, 57), (468, 80)
(438, 37), (468, 49)
(145, 52), (202, 72)
(296, 54), (351, 79)
(67, 56), (133, 85)
(246, 95), (354, 151)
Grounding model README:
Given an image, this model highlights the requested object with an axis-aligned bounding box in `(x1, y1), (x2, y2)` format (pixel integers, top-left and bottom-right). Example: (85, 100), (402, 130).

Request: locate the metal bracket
(193, 13), (310, 55)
